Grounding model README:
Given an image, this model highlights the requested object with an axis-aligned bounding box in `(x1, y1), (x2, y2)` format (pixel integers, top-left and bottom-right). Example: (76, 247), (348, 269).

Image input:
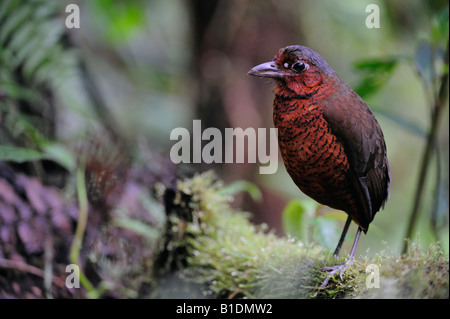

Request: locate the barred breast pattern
(273, 95), (357, 216)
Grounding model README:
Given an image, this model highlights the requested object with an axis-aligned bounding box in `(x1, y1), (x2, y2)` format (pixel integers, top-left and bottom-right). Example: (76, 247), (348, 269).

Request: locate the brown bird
(248, 45), (390, 287)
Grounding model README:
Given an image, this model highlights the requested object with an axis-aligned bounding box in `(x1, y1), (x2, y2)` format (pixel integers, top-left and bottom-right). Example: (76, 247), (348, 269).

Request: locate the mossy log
(1, 164), (447, 298)
(156, 171), (449, 299)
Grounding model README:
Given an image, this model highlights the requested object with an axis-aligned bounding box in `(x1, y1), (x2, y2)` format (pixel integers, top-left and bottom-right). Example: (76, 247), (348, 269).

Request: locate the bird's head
(248, 45), (336, 97)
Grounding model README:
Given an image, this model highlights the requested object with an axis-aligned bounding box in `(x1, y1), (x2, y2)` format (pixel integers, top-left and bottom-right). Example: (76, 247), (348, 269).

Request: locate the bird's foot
(320, 259), (353, 287)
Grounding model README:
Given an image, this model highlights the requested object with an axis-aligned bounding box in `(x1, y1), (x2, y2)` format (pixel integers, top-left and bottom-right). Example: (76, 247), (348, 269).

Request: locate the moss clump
(354, 243), (449, 298)
(158, 171), (449, 299)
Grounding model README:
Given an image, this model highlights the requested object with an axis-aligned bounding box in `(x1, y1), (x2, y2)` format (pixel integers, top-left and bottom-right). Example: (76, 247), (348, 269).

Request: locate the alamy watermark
(63, 262), (381, 289)
(65, 264), (80, 289)
(366, 4), (380, 29)
(365, 264), (380, 288)
(65, 4), (381, 30)
(170, 120), (279, 174)
(65, 4), (80, 29)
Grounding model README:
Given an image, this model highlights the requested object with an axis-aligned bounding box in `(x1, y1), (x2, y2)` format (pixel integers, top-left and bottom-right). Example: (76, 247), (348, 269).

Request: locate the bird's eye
(283, 62), (289, 69)
(292, 62), (306, 73)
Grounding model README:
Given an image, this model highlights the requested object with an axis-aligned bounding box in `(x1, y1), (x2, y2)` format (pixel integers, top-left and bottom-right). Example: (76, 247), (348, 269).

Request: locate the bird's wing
(322, 87), (390, 229)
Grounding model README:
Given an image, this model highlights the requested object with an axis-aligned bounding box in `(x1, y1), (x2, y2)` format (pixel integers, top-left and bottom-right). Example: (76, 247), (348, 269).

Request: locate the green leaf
(218, 180), (262, 202)
(431, 6), (449, 45)
(42, 143), (75, 171)
(0, 143), (74, 170)
(88, 0), (145, 44)
(353, 57), (399, 99)
(113, 218), (160, 241)
(414, 42), (435, 85)
(311, 217), (340, 250)
(0, 3), (32, 46)
(353, 58), (398, 72)
(0, 145), (45, 163)
(282, 199), (318, 241)
(0, 81), (38, 100)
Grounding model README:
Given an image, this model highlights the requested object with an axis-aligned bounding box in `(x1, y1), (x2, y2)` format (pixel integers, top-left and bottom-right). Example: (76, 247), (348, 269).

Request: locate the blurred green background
(1, 0), (448, 257)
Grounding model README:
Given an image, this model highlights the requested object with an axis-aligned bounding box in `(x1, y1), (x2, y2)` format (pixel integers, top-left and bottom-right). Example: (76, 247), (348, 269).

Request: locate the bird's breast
(273, 97), (351, 208)
(274, 99), (346, 167)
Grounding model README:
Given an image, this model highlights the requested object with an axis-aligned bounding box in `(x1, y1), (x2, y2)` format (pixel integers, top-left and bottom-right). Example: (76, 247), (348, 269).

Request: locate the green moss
(159, 171), (449, 299)
(354, 243), (449, 298)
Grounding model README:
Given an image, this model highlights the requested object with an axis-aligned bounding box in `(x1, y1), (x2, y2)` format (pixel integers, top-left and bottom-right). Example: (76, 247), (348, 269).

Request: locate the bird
(248, 45), (390, 287)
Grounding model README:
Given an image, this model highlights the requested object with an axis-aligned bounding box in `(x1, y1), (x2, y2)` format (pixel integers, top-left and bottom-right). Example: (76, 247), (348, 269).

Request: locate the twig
(69, 163), (96, 293)
(402, 40), (449, 253)
(0, 258), (66, 289)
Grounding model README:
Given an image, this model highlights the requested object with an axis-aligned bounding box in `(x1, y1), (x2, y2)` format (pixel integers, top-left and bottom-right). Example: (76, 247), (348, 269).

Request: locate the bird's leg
(332, 216), (352, 259)
(321, 226), (362, 287)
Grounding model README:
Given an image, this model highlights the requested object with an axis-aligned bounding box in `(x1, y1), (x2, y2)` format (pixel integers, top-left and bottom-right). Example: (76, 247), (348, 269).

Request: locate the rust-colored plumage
(248, 45), (390, 286)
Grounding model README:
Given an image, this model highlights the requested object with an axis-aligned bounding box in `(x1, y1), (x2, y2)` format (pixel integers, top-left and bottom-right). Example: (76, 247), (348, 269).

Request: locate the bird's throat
(274, 77), (322, 100)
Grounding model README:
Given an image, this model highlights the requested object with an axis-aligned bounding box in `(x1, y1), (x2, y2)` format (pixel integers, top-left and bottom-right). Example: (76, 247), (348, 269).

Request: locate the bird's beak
(247, 61), (285, 79)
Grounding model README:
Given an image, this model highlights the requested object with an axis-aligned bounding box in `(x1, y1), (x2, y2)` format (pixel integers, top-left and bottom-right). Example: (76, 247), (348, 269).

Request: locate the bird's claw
(320, 261), (350, 287)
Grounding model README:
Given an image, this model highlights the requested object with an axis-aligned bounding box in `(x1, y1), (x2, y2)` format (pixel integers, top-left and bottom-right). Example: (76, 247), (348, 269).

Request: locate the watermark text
(170, 120), (278, 174)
